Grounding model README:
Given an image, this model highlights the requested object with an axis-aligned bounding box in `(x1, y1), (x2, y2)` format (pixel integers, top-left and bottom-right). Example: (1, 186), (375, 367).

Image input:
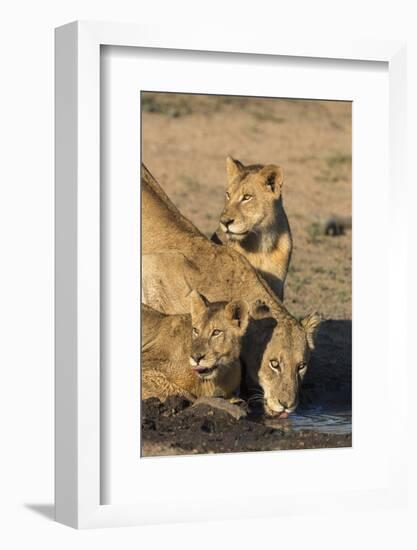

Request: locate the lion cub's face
(258, 313), (321, 415)
(219, 157), (284, 242)
(189, 290), (249, 381)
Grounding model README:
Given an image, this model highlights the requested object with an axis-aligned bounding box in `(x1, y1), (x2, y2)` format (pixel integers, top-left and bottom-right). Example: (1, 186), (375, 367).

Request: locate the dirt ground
(142, 396), (351, 457)
(141, 92), (352, 456)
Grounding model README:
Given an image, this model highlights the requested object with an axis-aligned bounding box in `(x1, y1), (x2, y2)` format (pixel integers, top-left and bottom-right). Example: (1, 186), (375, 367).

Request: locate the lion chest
(243, 245), (288, 280)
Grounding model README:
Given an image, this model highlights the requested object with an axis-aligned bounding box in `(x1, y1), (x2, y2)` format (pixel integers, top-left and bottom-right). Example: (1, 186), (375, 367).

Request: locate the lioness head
(249, 303), (321, 416)
(219, 157), (284, 242)
(189, 290), (249, 381)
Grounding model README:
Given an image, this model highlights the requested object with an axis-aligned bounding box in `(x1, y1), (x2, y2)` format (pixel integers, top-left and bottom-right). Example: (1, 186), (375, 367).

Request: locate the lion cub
(212, 157), (292, 301)
(141, 290), (249, 402)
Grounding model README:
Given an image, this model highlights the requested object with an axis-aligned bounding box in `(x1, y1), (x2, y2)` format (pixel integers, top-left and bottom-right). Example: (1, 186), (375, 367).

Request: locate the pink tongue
(278, 411), (289, 419)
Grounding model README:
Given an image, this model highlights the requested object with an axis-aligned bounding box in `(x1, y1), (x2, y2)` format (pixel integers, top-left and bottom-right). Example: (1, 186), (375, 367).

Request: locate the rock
(192, 397), (247, 420)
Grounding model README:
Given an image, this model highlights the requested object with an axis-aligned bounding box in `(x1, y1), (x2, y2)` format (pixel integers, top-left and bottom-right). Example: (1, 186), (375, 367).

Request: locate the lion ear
(225, 300), (249, 333)
(250, 299), (277, 328)
(259, 164), (284, 195)
(251, 299), (271, 319)
(189, 290), (210, 317)
(300, 312), (322, 350)
(226, 156), (244, 179)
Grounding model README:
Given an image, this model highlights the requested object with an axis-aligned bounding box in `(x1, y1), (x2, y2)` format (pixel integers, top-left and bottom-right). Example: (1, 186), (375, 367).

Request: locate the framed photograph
(55, 21), (407, 528)
(140, 90), (352, 458)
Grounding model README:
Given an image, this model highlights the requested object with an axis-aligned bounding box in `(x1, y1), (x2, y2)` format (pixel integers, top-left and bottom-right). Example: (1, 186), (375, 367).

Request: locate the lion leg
(142, 369), (195, 402)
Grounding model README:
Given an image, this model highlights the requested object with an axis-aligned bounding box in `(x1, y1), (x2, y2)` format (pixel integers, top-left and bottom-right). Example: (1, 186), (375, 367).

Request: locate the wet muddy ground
(142, 318), (352, 457)
(142, 320), (352, 456)
(141, 318), (352, 457)
(141, 396), (351, 457)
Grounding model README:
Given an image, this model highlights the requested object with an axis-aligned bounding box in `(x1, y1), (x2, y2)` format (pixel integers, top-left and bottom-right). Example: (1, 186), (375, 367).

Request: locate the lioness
(141, 291), (248, 401)
(211, 157), (292, 301)
(243, 300), (320, 415)
(141, 164), (320, 416)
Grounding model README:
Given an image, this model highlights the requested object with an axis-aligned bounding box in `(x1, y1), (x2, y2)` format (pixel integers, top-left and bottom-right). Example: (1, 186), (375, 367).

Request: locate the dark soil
(141, 395), (351, 457)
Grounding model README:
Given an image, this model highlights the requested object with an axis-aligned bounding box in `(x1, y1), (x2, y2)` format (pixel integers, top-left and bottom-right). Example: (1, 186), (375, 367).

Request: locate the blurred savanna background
(141, 92), (352, 412)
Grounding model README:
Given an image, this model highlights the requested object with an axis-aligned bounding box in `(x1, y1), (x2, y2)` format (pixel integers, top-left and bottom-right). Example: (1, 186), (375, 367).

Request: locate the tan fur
(211, 157), (292, 301)
(249, 306), (321, 414)
(141, 164), (320, 414)
(141, 292), (249, 401)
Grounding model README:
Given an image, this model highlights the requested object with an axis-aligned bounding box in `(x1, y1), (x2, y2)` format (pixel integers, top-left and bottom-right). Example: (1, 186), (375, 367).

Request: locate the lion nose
(192, 353), (205, 364)
(279, 399), (290, 409)
(220, 217), (234, 228)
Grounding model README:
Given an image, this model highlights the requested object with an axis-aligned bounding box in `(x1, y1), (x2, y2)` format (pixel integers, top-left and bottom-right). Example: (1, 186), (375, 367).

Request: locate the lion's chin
(266, 402), (297, 418)
(267, 407), (289, 419)
(265, 401), (294, 419)
(226, 230), (249, 242)
(192, 365), (218, 380)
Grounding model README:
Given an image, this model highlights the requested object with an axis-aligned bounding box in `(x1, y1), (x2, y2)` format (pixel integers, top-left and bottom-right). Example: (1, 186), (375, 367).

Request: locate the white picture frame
(55, 21), (407, 529)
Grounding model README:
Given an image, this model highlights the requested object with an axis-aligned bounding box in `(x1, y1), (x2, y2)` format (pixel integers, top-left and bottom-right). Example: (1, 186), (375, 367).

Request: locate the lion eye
(269, 359), (281, 372)
(225, 192), (230, 200)
(242, 194), (252, 202)
(192, 327), (199, 337)
(211, 329), (222, 337)
(298, 362), (307, 372)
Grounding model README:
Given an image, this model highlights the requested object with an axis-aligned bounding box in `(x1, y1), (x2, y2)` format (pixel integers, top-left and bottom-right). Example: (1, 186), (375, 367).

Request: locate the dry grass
(141, 92), (351, 320)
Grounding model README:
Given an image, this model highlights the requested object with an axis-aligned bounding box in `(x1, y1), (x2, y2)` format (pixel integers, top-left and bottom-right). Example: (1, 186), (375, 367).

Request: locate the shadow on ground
(24, 504), (55, 521)
(299, 319), (352, 411)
